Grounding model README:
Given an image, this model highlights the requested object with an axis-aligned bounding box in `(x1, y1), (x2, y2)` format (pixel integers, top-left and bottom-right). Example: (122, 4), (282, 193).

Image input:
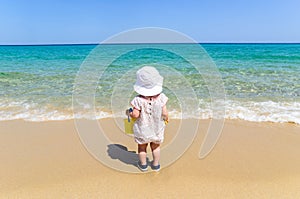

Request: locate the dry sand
(0, 119), (300, 198)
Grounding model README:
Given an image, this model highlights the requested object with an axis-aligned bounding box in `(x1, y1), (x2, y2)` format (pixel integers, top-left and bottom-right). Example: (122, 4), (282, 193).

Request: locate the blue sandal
(137, 161), (148, 172)
(151, 164), (160, 172)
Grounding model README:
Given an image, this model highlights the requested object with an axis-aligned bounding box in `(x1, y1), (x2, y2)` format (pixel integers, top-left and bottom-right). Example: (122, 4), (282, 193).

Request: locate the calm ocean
(0, 44), (299, 123)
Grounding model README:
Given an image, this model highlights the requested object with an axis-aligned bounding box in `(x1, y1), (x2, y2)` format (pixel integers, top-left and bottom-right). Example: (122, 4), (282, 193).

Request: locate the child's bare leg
(150, 142), (160, 166)
(138, 143), (148, 165)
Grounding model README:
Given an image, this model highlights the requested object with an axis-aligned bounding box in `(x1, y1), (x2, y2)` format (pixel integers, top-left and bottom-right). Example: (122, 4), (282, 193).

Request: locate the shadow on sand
(107, 144), (143, 168)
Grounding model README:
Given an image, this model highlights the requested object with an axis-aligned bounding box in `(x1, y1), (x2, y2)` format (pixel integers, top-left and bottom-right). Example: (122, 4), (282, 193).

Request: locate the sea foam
(0, 100), (299, 124)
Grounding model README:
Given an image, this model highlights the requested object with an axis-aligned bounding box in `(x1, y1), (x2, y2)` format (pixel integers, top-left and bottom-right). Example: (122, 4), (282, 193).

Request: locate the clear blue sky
(1, 0), (300, 44)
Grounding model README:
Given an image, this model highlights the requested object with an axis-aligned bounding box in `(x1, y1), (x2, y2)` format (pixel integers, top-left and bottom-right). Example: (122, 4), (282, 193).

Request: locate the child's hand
(162, 115), (169, 124)
(162, 105), (168, 124)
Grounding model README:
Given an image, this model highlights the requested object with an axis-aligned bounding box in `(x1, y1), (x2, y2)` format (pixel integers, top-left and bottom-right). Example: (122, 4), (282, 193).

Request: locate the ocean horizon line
(1, 42), (300, 46)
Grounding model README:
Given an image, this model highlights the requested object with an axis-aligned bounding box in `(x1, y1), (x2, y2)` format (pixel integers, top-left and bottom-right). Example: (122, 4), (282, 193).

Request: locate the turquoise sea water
(0, 44), (299, 123)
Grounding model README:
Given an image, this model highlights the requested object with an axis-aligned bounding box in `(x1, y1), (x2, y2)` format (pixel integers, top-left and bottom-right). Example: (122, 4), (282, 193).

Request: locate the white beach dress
(131, 93), (168, 144)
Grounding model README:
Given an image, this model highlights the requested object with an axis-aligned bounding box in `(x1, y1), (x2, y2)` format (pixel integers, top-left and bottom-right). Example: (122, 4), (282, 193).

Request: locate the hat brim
(134, 84), (162, 96)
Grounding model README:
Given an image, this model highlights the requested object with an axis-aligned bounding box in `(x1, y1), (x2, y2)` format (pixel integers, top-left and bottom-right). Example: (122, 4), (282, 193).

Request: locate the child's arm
(162, 105), (168, 122)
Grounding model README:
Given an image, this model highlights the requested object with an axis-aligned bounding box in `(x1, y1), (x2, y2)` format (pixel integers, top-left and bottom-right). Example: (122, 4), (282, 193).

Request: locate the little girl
(127, 66), (168, 172)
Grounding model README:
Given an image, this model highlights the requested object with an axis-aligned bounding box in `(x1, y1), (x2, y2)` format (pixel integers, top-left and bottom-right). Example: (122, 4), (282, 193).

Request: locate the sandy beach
(1, 119), (300, 198)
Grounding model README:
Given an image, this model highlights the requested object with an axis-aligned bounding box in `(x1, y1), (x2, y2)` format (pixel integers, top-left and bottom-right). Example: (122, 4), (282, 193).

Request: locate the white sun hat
(134, 66), (163, 96)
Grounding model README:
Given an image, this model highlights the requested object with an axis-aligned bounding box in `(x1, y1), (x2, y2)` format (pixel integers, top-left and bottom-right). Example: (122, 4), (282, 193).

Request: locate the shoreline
(2, 42), (300, 46)
(1, 119), (300, 198)
(1, 117), (299, 125)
